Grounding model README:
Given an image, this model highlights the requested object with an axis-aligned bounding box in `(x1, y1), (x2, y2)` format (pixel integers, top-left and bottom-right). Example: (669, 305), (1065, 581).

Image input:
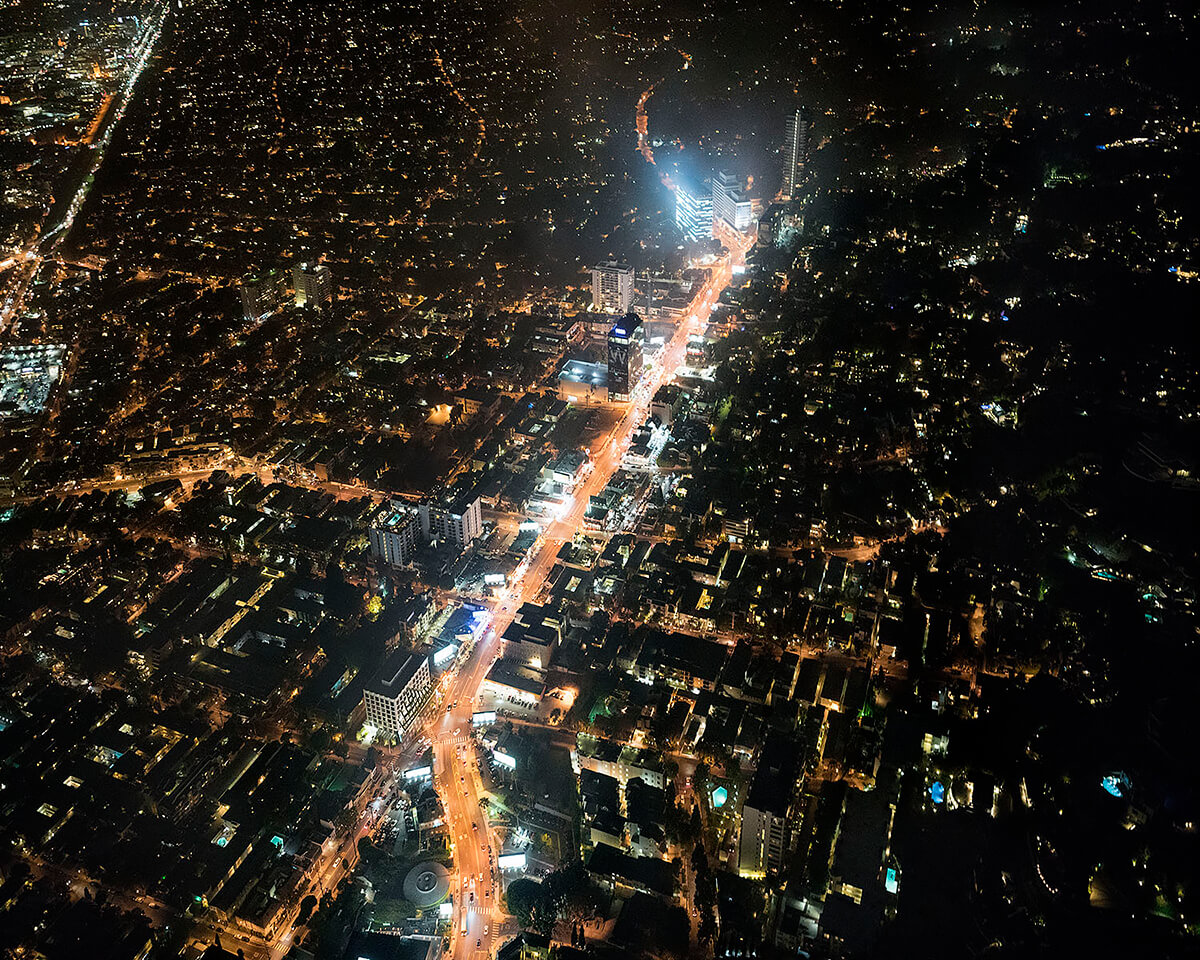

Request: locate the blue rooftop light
(885, 867), (899, 894)
(930, 781), (945, 804)
(1101, 771), (1130, 798)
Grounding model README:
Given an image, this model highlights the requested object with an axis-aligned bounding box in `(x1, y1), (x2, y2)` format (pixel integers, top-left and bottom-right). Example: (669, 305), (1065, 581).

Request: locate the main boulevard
(432, 222), (755, 960)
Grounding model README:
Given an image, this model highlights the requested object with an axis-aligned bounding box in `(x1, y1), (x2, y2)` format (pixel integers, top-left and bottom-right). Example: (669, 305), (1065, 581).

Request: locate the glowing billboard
(497, 852), (527, 871)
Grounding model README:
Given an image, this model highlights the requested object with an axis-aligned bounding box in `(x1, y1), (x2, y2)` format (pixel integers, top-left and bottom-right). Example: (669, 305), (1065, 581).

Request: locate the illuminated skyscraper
(293, 262), (333, 310)
(240, 270), (289, 322)
(781, 107), (812, 198)
(607, 313), (644, 402)
(713, 170), (754, 232)
(675, 182), (713, 242)
(591, 261), (635, 314)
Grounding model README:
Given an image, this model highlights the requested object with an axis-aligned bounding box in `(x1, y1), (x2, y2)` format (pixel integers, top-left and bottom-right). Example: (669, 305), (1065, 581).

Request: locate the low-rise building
(558, 359), (609, 404)
(482, 659), (546, 707)
(500, 602), (562, 670)
(573, 734), (665, 790)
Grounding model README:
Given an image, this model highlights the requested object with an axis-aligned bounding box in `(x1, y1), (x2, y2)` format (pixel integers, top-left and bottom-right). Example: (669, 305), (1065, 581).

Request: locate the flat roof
(375, 504), (420, 530)
(610, 314), (643, 338)
(559, 360), (608, 386)
(367, 650), (427, 698)
(485, 659), (546, 696)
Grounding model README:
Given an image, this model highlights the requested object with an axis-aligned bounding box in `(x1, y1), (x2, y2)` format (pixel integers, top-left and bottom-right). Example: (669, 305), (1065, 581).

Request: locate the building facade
(713, 171), (754, 232)
(591, 261), (635, 314)
(675, 182), (714, 242)
(292, 262), (333, 310)
(607, 313), (644, 402)
(362, 651), (433, 740)
(369, 503), (422, 566)
(240, 271), (290, 323)
(738, 803), (789, 879)
(420, 491), (483, 548)
(737, 736), (801, 878)
(781, 107), (813, 198)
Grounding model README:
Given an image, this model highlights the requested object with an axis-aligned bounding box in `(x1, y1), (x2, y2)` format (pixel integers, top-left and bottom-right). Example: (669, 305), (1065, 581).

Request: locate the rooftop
(367, 650), (428, 699)
(559, 360), (608, 387)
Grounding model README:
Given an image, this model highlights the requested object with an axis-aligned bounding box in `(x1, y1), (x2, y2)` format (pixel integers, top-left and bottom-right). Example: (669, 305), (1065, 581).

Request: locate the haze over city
(0, 2), (1196, 960)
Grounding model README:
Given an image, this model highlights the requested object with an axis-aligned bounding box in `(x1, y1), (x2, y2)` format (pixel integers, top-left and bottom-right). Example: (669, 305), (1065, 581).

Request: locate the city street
(0, 2), (167, 337)
(429, 223), (754, 959)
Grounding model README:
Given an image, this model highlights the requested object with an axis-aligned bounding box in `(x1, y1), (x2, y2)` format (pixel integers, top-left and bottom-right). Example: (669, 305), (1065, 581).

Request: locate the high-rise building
(781, 107), (812, 198)
(590, 261), (635, 314)
(420, 490), (483, 548)
(240, 270), (289, 322)
(607, 313), (644, 402)
(369, 501), (423, 566)
(737, 736), (801, 878)
(370, 491), (483, 566)
(293, 262), (333, 310)
(675, 182), (713, 242)
(713, 171), (754, 232)
(362, 650), (432, 741)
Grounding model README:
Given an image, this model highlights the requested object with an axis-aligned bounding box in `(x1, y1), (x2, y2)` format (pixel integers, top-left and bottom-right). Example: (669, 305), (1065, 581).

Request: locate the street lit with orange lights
(430, 222), (754, 960)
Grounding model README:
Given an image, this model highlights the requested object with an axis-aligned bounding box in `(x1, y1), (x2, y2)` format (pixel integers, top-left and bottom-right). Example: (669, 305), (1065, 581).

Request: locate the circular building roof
(403, 861), (451, 908)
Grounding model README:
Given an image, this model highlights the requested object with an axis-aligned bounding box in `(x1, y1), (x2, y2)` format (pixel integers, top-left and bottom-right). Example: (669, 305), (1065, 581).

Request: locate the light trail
(1, 2), (168, 336)
(433, 48), (487, 164)
(430, 220), (754, 960)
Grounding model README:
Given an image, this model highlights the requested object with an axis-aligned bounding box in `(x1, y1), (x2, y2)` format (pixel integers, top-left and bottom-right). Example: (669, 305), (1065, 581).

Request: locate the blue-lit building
(608, 313), (644, 402)
(675, 181), (713, 242)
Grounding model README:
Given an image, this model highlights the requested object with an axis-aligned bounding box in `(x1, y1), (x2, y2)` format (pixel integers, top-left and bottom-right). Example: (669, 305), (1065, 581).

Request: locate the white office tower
(293, 262), (333, 310)
(781, 107), (812, 198)
(590, 261), (635, 314)
(362, 651), (432, 740)
(713, 171), (754, 231)
(419, 491), (483, 548)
